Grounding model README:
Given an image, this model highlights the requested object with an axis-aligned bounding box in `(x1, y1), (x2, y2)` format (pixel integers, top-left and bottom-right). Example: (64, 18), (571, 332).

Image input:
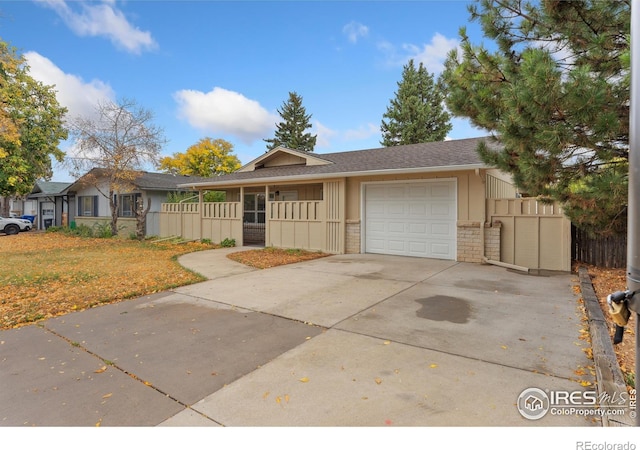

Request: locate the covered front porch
(159, 180), (345, 253)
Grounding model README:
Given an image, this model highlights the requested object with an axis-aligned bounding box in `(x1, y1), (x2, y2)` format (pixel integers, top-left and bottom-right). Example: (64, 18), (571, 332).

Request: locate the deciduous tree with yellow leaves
(159, 137), (241, 177)
(0, 40), (68, 215)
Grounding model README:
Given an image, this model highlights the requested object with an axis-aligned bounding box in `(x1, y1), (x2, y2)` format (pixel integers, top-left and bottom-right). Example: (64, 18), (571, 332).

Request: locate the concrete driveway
(0, 248), (596, 426)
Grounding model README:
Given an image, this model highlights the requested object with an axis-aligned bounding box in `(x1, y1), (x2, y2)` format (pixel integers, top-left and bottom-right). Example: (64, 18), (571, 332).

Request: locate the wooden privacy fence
(572, 226), (627, 268)
(486, 198), (572, 271)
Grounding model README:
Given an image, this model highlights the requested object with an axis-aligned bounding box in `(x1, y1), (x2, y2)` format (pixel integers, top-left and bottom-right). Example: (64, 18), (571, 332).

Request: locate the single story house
(68, 169), (204, 237)
(9, 181), (74, 230)
(160, 137), (572, 271)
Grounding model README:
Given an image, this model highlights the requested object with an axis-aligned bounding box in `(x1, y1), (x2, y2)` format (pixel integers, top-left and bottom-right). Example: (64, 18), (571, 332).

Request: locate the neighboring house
(14, 181), (74, 230)
(160, 137), (572, 271)
(67, 169), (203, 237)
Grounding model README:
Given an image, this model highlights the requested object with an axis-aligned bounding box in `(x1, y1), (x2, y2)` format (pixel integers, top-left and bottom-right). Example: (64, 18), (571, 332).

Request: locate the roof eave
(178, 163), (488, 189)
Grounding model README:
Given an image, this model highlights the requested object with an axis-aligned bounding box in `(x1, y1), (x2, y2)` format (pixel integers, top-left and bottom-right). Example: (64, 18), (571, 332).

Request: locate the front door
(243, 193), (265, 245)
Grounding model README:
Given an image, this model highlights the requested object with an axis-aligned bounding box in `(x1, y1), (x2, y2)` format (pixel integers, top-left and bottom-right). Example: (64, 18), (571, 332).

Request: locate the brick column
(457, 221), (502, 263)
(346, 220), (361, 254)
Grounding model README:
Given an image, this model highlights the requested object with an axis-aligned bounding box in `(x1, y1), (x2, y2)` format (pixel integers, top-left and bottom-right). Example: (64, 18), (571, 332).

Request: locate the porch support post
(240, 186), (245, 246)
(265, 185), (270, 247)
(199, 189), (204, 240)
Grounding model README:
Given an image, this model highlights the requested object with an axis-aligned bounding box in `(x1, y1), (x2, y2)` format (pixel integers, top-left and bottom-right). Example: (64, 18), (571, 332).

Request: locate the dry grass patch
(227, 247), (330, 269)
(0, 233), (215, 329)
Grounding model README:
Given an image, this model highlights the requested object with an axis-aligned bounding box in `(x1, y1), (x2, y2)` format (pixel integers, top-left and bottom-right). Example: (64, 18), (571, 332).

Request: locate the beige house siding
(485, 170), (518, 198)
(74, 216), (138, 237)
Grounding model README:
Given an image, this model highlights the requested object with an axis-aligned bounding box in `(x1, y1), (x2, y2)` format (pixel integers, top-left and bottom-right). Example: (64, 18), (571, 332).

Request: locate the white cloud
(36, 0), (156, 54)
(314, 120), (337, 149)
(404, 33), (459, 74)
(24, 51), (115, 120)
(343, 21), (369, 44)
(343, 123), (379, 143)
(174, 87), (277, 144)
(379, 33), (459, 74)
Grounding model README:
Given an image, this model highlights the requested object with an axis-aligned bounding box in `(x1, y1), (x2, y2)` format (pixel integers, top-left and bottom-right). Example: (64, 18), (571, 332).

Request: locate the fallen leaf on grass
(429, 364), (438, 369)
(299, 377), (309, 383)
(102, 393), (112, 399)
(375, 377), (383, 385)
(0, 234), (212, 330)
(94, 366), (107, 373)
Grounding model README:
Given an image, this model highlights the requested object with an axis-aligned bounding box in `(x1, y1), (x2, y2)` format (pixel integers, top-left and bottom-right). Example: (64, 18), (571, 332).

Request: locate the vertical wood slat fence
(572, 226), (627, 268)
(486, 198), (571, 271)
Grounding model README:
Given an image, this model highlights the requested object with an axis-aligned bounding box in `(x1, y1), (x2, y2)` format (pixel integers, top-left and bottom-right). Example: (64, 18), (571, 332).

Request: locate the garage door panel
(387, 187), (406, 198)
(408, 223), (427, 234)
(429, 222), (453, 236)
(367, 186), (387, 198)
(430, 203), (454, 217)
(431, 185), (452, 197)
(409, 203), (427, 216)
(431, 242), (453, 258)
(387, 203), (406, 215)
(367, 203), (386, 215)
(365, 181), (457, 260)
(367, 221), (386, 233)
(387, 240), (407, 252)
(388, 222), (405, 233)
(409, 241), (428, 253)
(408, 185), (429, 197)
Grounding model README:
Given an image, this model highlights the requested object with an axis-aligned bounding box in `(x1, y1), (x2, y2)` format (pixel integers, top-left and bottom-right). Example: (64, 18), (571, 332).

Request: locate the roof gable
(29, 181), (73, 197)
(238, 147), (331, 173)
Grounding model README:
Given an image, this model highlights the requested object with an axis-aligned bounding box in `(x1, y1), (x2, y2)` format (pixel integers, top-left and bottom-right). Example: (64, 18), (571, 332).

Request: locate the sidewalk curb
(578, 267), (633, 427)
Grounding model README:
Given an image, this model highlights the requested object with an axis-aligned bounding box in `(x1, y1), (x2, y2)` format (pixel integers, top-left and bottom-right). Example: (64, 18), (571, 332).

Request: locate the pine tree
(380, 59), (452, 146)
(441, 0), (630, 236)
(264, 92), (317, 152)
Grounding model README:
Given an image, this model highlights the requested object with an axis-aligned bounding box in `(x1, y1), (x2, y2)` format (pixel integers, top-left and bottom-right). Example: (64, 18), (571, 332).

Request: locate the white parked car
(0, 216), (32, 235)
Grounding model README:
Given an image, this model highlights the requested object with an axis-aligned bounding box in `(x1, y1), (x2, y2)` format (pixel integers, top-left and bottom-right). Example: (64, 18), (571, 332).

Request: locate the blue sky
(1, 0), (488, 182)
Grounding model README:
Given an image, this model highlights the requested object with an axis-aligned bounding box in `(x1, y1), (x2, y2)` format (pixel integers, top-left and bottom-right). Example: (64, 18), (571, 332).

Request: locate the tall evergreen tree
(441, 0), (630, 236)
(380, 59), (452, 146)
(264, 91), (317, 152)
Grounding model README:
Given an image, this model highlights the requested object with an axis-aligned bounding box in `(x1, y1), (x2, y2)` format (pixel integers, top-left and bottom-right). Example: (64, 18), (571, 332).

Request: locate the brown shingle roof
(181, 136), (496, 188)
(67, 168), (208, 192)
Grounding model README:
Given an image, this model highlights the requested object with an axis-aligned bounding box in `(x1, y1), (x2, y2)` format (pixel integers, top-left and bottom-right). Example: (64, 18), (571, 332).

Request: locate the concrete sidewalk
(0, 248), (602, 426)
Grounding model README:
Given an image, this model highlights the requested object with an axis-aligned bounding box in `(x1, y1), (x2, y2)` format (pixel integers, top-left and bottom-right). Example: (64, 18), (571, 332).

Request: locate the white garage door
(365, 180), (457, 259)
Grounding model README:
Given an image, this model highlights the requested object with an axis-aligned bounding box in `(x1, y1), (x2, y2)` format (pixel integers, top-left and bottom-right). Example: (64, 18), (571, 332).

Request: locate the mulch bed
(579, 264), (636, 386)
